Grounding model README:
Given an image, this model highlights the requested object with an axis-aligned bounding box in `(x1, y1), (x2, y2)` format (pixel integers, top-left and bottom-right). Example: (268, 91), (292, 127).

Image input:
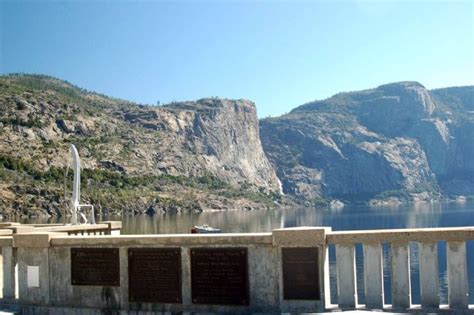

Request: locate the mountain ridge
(0, 73), (282, 217)
(0, 74), (472, 216)
(261, 81), (473, 206)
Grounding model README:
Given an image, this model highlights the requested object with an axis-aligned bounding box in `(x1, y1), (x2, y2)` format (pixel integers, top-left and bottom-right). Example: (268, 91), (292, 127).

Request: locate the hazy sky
(1, 0), (473, 117)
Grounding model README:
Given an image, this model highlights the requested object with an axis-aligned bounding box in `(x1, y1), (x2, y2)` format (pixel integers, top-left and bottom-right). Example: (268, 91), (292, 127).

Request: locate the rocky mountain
(260, 82), (474, 206)
(1, 75), (472, 216)
(0, 74), (281, 217)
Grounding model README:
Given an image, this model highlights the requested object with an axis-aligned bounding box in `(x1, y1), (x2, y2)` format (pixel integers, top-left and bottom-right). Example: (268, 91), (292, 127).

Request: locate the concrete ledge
(272, 227), (330, 247)
(34, 224), (110, 233)
(13, 232), (67, 248)
(0, 229), (13, 236)
(327, 226), (474, 244)
(98, 221), (122, 230)
(50, 232), (273, 246)
(0, 222), (20, 228)
(5, 226), (34, 234)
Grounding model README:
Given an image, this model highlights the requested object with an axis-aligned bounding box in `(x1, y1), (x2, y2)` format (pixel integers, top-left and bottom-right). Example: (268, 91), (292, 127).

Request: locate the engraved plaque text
(71, 248), (120, 286)
(128, 248), (182, 303)
(191, 248), (248, 305)
(282, 247), (320, 300)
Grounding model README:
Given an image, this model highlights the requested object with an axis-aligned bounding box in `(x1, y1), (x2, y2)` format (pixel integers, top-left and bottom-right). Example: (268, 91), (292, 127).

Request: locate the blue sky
(1, 0), (473, 117)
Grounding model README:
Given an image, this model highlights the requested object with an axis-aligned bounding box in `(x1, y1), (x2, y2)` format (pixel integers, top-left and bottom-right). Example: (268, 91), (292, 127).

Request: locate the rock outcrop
(260, 82), (473, 204)
(1, 74), (472, 215)
(112, 98), (278, 189)
(0, 74), (280, 216)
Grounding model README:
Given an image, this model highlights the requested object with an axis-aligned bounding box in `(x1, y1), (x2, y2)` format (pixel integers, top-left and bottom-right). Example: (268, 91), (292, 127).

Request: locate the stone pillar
(99, 221), (122, 235)
(335, 243), (357, 309)
(419, 241), (439, 309)
(272, 227), (330, 313)
(363, 242), (384, 309)
(447, 241), (468, 309)
(1, 237), (16, 299)
(13, 232), (61, 306)
(391, 241), (411, 310)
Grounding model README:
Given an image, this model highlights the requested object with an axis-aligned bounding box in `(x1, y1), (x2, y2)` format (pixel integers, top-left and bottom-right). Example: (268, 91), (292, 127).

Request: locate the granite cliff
(0, 74), (281, 217)
(260, 82), (474, 206)
(1, 75), (472, 216)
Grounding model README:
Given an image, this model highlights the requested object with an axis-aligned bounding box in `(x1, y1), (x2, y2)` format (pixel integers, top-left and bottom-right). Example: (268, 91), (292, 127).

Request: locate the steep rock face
(261, 111), (434, 202)
(0, 74), (280, 216)
(261, 82), (473, 203)
(112, 98), (279, 188)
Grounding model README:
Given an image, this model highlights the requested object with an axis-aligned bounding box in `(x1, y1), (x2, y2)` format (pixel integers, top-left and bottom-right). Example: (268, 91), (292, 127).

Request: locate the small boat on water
(191, 224), (221, 234)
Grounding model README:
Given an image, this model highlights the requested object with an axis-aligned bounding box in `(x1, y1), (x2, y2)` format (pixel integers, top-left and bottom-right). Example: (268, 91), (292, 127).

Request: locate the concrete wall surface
(10, 226), (330, 314)
(1, 224), (473, 314)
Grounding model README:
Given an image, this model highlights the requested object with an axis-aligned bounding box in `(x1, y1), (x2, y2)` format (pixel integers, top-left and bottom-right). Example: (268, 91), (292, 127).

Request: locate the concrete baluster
(391, 241), (411, 310)
(419, 241), (439, 309)
(335, 243), (357, 309)
(363, 242), (384, 309)
(447, 241), (468, 309)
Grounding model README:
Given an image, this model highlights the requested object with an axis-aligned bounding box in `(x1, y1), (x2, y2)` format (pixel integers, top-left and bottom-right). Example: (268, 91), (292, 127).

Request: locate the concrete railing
(0, 221), (122, 236)
(0, 225), (472, 314)
(3, 227), (329, 314)
(327, 227), (474, 312)
(0, 221), (122, 303)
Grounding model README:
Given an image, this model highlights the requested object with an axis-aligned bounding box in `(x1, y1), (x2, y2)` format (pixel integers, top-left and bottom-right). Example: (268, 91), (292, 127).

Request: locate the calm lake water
(13, 201), (474, 305)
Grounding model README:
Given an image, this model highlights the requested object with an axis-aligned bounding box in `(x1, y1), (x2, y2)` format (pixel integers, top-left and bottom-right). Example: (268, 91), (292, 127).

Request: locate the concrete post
(391, 241), (411, 310)
(363, 242), (384, 309)
(2, 245), (17, 299)
(335, 243), (357, 309)
(447, 241), (468, 309)
(419, 241), (439, 309)
(272, 227), (330, 313)
(13, 232), (62, 306)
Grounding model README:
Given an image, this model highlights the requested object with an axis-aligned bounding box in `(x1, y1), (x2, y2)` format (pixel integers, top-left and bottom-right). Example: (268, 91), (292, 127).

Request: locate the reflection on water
(11, 201), (474, 305)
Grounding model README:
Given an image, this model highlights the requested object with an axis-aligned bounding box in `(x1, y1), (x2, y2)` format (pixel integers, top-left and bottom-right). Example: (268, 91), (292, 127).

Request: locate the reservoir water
(12, 201), (474, 305)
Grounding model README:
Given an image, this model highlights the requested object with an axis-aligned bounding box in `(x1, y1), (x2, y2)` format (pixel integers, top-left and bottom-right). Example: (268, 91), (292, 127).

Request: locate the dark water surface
(13, 201), (474, 305)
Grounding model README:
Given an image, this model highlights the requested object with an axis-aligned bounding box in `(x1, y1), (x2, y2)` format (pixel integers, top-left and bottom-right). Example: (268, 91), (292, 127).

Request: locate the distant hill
(0, 74), (281, 217)
(260, 81), (474, 206)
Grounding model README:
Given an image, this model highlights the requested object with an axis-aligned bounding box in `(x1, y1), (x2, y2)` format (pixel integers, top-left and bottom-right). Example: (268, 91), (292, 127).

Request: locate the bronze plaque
(71, 248), (120, 286)
(191, 248), (248, 305)
(128, 248), (182, 303)
(282, 247), (320, 300)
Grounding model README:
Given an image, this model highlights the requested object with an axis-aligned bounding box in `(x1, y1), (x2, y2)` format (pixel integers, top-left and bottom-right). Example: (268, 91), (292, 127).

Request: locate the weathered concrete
(335, 243), (356, 309)
(419, 241), (439, 308)
(4, 226), (34, 235)
(0, 238), (12, 248)
(0, 223), (20, 229)
(272, 227), (328, 247)
(327, 226), (474, 244)
(1, 246), (16, 299)
(17, 247), (50, 305)
(51, 233), (273, 247)
(248, 246), (280, 312)
(363, 243), (384, 309)
(34, 224), (110, 234)
(49, 246), (121, 309)
(447, 241), (469, 309)
(391, 241), (411, 310)
(13, 232), (66, 248)
(0, 224), (472, 313)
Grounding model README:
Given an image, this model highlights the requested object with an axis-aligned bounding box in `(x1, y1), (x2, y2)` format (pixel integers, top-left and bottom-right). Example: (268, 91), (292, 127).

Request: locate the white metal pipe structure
(70, 144), (80, 225)
(69, 144), (95, 225)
